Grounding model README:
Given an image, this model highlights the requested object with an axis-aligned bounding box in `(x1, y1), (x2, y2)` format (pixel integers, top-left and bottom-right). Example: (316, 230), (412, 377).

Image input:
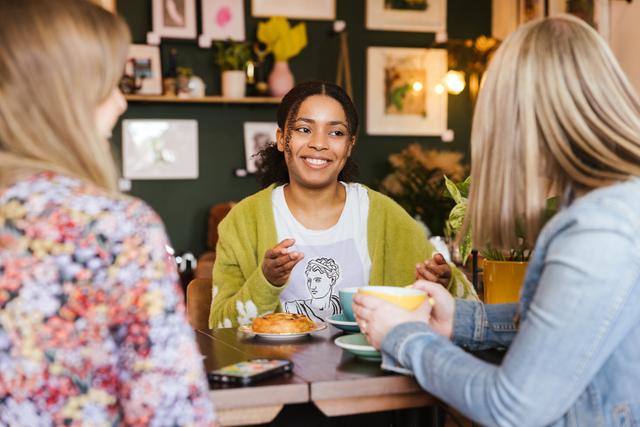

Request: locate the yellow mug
(358, 286), (426, 311)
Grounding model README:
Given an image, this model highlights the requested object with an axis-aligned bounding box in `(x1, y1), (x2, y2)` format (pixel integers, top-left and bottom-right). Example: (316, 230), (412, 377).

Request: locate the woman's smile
(301, 156), (332, 169)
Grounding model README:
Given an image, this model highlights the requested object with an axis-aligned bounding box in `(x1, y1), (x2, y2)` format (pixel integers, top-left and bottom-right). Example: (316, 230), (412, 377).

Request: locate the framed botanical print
(367, 47), (447, 136)
(366, 0), (447, 33)
(251, 0), (335, 20)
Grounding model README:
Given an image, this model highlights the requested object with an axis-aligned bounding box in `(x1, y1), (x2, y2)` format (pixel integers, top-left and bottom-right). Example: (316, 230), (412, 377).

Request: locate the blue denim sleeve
(451, 299), (518, 350)
(381, 204), (640, 426)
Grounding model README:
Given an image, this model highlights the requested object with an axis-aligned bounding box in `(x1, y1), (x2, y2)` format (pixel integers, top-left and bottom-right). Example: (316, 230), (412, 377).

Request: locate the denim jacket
(382, 178), (640, 426)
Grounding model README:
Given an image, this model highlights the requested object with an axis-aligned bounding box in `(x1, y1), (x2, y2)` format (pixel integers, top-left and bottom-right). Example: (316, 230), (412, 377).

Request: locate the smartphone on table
(208, 359), (293, 386)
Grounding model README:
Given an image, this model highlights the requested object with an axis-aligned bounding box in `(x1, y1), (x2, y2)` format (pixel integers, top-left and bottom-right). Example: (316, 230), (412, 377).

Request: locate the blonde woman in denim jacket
(353, 15), (640, 426)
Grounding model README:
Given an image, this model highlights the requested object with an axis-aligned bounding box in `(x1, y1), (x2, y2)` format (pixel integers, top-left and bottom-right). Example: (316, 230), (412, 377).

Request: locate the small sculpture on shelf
(251, 42), (270, 95)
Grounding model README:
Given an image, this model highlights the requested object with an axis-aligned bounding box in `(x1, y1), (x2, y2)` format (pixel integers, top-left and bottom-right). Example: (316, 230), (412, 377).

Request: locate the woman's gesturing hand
(416, 253), (451, 286)
(262, 239), (304, 286)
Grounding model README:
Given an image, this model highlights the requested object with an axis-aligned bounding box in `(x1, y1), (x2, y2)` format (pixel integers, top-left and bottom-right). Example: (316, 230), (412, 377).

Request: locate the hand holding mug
(410, 280), (455, 338)
(352, 287), (432, 349)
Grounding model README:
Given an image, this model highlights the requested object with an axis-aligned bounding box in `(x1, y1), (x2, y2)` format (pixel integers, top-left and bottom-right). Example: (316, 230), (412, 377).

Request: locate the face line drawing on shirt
(284, 257), (342, 321)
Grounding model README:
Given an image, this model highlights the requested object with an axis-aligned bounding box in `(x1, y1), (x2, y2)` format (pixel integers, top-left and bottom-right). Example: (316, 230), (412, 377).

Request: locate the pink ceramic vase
(268, 61), (294, 97)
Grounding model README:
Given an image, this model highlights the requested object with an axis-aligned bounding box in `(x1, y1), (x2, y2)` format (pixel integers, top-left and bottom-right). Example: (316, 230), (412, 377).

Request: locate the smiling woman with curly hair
(209, 81), (478, 329)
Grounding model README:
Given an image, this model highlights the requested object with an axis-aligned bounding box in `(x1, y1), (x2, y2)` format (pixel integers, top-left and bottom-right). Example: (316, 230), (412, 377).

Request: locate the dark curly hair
(255, 81), (359, 188)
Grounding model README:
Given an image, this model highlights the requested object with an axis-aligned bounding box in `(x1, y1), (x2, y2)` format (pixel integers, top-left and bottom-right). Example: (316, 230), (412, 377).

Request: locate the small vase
(268, 61), (294, 97)
(221, 70), (246, 98)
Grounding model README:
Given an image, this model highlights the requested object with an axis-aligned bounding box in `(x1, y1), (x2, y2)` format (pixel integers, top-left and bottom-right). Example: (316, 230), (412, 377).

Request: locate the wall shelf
(125, 94), (281, 104)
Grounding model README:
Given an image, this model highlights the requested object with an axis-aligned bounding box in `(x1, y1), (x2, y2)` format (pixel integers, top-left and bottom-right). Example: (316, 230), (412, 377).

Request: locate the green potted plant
(379, 144), (466, 237)
(214, 41), (251, 98)
(444, 176), (557, 303)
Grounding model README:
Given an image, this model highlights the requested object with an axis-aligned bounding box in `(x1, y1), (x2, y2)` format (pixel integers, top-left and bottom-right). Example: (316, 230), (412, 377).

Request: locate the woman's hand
(411, 280), (455, 338)
(416, 253), (451, 286)
(352, 293), (432, 349)
(262, 239), (304, 286)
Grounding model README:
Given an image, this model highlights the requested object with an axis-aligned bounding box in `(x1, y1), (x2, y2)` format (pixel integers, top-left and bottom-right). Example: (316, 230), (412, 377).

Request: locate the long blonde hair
(468, 15), (640, 250)
(0, 0), (130, 192)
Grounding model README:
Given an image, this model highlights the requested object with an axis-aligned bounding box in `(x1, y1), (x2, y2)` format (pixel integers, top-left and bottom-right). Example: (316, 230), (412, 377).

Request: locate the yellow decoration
(482, 260), (528, 304)
(257, 17), (307, 62)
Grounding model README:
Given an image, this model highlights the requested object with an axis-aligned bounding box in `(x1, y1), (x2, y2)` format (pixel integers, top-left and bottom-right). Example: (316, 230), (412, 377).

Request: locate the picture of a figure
(164, 0), (186, 28)
(244, 122), (278, 173)
(284, 257), (341, 321)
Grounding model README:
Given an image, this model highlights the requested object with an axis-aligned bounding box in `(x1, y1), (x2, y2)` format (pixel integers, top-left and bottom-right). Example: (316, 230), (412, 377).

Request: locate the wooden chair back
(186, 278), (213, 330)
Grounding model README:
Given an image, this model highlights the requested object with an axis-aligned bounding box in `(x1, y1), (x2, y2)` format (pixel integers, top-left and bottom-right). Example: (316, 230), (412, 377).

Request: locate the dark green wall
(112, 0), (491, 255)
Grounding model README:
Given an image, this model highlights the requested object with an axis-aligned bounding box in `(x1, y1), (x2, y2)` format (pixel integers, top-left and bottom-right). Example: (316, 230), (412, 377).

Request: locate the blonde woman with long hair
(354, 15), (640, 425)
(0, 0), (216, 424)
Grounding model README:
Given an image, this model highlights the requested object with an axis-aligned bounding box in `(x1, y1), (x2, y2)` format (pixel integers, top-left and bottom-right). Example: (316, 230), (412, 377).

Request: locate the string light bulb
(443, 70), (466, 95)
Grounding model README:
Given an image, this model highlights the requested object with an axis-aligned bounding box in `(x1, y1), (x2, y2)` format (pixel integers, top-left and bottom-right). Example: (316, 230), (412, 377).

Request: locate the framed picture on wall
(243, 122), (279, 174)
(518, 0), (545, 25)
(548, 0), (610, 40)
(122, 119), (199, 180)
(90, 0), (116, 12)
(199, 0), (246, 47)
(124, 44), (163, 95)
(150, 0), (197, 40)
(366, 47), (447, 136)
(251, 0), (335, 20)
(366, 0), (447, 33)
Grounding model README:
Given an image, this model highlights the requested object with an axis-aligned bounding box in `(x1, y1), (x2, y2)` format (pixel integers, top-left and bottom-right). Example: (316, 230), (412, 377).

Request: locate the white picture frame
(518, 0), (545, 25)
(150, 0), (197, 40)
(123, 119), (199, 180)
(366, 0), (447, 34)
(548, 0), (610, 41)
(251, 0), (335, 20)
(243, 122), (279, 174)
(124, 44), (163, 96)
(199, 0), (246, 47)
(492, 0), (543, 39)
(91, 0), (116, 12)
(367, 47), (447, 136)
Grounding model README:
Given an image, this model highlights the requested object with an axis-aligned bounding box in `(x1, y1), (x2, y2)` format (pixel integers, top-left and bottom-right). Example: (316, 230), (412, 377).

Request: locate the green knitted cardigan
(209, 184), (477, 328)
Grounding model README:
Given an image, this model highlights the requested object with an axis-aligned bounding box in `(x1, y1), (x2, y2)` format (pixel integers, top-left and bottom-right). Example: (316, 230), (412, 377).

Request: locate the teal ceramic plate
(326, 313), (360, 333)
(334, 333), (381, 361)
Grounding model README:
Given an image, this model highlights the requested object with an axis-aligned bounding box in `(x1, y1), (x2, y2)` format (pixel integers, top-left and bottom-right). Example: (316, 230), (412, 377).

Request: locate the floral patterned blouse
(0, 173), (216, 426)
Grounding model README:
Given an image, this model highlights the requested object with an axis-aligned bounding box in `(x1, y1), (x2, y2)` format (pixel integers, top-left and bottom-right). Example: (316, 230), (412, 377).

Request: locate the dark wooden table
(196, 326), (436, 426)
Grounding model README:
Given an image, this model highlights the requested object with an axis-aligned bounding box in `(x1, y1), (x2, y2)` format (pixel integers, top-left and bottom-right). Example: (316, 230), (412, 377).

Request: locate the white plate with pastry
(239, 313), (327, 340)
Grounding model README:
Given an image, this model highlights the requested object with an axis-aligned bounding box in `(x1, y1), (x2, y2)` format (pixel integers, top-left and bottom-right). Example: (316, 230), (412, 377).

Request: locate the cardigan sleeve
(208, 209), (283, 328)
(370, 189), (478, 300)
